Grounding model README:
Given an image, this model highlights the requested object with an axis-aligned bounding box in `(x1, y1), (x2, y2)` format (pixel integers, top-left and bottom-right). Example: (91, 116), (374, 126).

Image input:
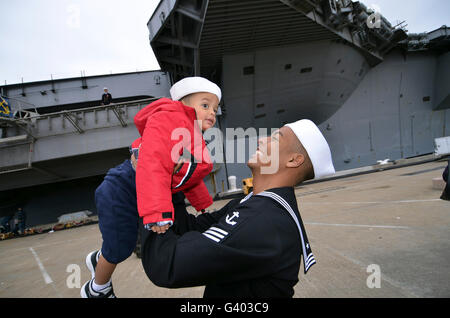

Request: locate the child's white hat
(170, 77), (221, 102)
(285, 119), (335, 179)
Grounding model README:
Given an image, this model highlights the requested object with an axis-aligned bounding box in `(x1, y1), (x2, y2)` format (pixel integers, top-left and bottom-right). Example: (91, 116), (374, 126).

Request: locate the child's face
(183, 92), (219, 131)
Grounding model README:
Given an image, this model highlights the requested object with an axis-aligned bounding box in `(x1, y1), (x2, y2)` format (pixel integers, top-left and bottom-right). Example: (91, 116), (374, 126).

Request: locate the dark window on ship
(243, 66), (255, 75)
(256, 103), (265, 108)
(300, 67), (313, 74)
(285, 64), (292, 70)
(254, 114), (266, 119)
(423, 96), (431, 102)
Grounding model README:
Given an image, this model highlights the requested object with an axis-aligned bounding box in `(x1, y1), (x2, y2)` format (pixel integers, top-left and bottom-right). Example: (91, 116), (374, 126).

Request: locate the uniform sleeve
(141, 206), (282, 288)
(136, 111), (183, 225)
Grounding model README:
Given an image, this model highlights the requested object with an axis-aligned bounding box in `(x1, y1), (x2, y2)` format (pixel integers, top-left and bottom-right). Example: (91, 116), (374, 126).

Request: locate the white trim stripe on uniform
(202, 226), (229, 243)
(256, 191), (316, 273)
(209, 227), (228, 235)
(205, 230), (225, 239)
(203, 233), (220, 242)
(240, 192), (254, 203)
(305, 253), (316, 271)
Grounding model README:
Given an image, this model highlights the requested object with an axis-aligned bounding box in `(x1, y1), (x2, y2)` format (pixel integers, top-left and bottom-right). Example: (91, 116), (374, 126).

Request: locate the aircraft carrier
(0, 0), (449, 227)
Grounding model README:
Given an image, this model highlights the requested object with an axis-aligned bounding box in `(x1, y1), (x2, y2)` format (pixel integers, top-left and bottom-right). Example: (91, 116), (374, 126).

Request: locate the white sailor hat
(170, 77), (221, 102)
(285, 119), (335, 179)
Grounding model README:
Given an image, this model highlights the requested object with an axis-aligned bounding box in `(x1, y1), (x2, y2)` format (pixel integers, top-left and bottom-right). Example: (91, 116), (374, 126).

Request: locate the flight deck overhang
(399, 25), (450, 53)
(147, 0), (408, 82)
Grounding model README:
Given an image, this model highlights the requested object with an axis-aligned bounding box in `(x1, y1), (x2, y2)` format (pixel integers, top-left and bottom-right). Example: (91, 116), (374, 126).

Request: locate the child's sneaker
(81, 278), (116, 298)
(85, 250), (100, 279)
(80, 250), (116, 298)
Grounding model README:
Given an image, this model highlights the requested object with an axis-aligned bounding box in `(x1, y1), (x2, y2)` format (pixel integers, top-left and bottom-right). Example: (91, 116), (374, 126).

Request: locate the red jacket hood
(134, 98), (197, 137)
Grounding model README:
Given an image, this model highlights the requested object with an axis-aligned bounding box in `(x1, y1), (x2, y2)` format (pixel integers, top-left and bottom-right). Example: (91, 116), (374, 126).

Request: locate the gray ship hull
(323, 49), (449, 171)
(0, 0), (448, 227)
(211, 45), (449, 184)
(221, 40), (370, 128)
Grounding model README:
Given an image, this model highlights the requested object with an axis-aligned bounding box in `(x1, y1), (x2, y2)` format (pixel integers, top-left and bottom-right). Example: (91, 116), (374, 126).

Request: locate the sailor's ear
(286, 153), (305, 168)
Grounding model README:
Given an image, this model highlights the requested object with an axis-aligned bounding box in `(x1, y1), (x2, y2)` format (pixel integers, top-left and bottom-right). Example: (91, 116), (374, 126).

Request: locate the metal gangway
(0, 98), (157, 175)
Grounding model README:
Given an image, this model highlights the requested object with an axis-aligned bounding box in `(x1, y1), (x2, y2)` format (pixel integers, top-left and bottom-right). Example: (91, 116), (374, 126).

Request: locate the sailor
(141, 119), (335, 297)
(441, 160), (449, 201)
(101, 87), (112, 105)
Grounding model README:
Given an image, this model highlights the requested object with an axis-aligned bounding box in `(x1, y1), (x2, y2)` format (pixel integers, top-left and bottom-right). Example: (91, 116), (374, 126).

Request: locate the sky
(1, 0), (449, 85)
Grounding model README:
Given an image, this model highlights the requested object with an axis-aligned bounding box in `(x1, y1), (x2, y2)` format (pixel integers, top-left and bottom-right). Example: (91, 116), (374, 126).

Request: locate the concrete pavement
(1, 160), (449, 298)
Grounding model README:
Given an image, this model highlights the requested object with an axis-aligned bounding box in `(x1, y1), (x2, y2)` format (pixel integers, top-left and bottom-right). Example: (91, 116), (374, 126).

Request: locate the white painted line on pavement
(305, 222), (411, 229)
(29, 247), (53, 284)
(302, 199), (441, 205)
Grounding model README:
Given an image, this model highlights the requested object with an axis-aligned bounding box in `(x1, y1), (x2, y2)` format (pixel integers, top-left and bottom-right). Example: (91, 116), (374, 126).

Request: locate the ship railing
(1, 97), (159, 140)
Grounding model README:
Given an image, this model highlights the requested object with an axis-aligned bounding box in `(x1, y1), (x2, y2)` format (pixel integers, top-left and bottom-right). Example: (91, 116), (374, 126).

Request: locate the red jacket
(133, 98), (214, 225)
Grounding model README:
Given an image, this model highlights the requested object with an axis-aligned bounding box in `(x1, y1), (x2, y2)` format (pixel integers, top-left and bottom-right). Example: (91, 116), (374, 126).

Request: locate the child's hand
(131, 153), (137, 170)
(151, 224), (170, 234)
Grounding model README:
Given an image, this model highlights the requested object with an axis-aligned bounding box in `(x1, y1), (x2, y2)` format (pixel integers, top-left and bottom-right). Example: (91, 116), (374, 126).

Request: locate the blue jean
(95, 160), (139, 264)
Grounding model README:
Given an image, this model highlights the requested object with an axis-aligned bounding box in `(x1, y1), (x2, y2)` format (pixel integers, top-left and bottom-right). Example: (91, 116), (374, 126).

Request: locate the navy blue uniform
(441, 161), (450, 201)
(141, 187), (315, 298)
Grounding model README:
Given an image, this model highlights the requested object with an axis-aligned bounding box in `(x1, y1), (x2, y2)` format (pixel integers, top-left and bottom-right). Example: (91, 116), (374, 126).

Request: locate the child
(81, 77), (221, 298)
